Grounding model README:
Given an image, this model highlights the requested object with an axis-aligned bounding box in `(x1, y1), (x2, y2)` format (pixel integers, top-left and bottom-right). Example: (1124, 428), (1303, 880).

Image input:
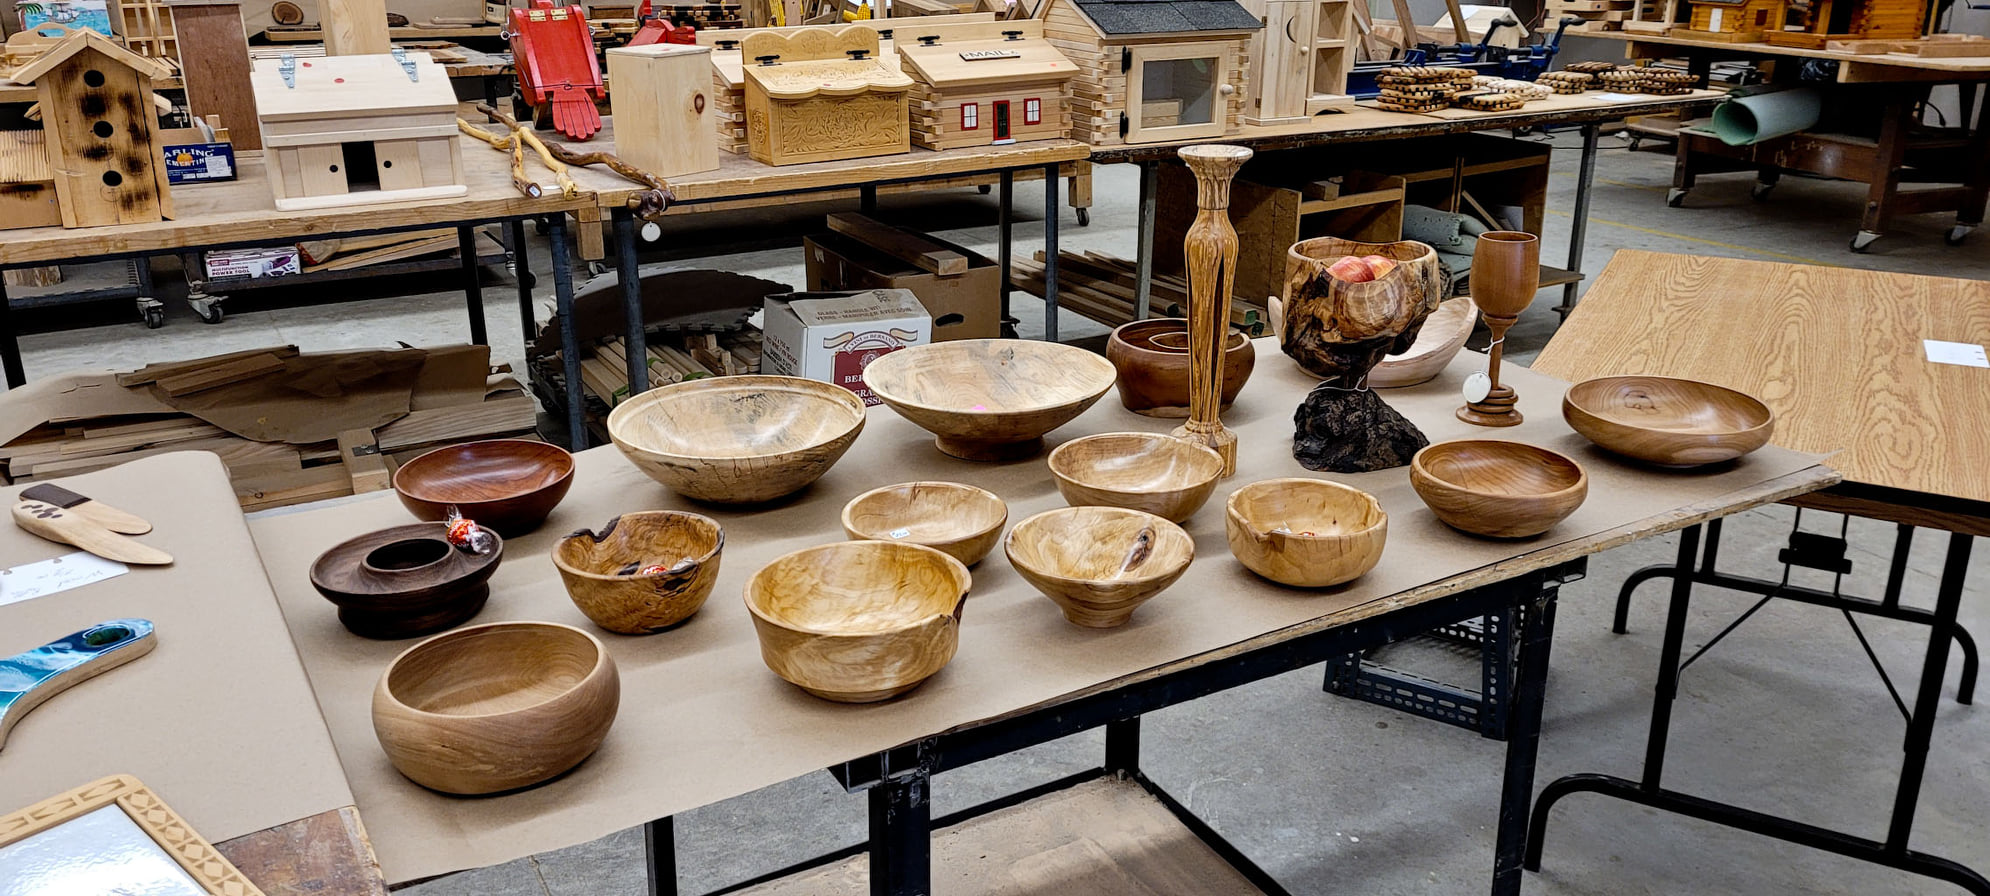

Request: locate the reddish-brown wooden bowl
(394, 439), (575, 536)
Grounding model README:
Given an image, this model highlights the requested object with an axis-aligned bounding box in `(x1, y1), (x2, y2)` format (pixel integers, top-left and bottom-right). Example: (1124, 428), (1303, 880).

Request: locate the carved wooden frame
(0, 774), (266, 896)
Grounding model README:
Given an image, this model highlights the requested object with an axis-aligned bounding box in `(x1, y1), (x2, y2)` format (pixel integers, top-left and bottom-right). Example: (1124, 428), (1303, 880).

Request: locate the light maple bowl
(744, 541), (971, 703)
(1226, 478), (1388, 587)
(1048, 432), (1223, 523)
(608, 375), (866, 504)
(371, 621), (620, 795)
(553, 511), (724, 634)
(1563, 375), (1775, 466)
(393, 439), (575, 536)
(841, 481), (1008, 567)
(1371, 297), (1478, 388)
(861, 339), (1118, 461)
(1410, 440), (1588, 539)
(1005, 506), (1194, 628)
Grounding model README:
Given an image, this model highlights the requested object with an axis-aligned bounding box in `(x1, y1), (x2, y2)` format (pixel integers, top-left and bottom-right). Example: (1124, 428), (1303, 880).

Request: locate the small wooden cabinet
(1240, 0), (1353, 125)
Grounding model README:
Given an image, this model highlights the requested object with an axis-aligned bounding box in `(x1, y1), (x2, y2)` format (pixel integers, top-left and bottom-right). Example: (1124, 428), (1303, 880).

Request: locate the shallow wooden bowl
(1225, 478), (1387, 587)
(608, 375), (867, 503)
(1372, 297), (1478, 388)
(1410, 440), (1588, 538)
(744, 541), (971, 703)
(1563, 375), (1775, 466)
(862, 339), (1117, 461)
(1105, 319), (1255, 417)
(841, 482), (1008, 567)
(1048, 432), (1223, 523)
(371, 621), (620, 795)
(393, 439), (575, 536)
(1005, 507), (1194, 628)
(553, 511), (724, 634)
(310, 523), (504, 639)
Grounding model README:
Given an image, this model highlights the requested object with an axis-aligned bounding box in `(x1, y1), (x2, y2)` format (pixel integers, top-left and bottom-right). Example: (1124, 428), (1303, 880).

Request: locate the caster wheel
(1849, 231), (1881, 253)
(587, 261), (609, 277)
(1946, 224), (1974, 247)
(1751, 182), (1774, 202)
(191, 298), (224, 323)
(519, 271), (538, 289)
(142, 307), (165, 329)
(1076, 208), (1091, 227)
(1666, 189), (1687, 208)
(978, 184), (992, 194)
(1627, 135), (1643, 152)
(533, 218), (549, 236)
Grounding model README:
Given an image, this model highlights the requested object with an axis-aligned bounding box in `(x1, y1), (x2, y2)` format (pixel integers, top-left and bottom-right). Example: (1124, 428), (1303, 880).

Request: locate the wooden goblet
(1457, 231), (1539, 428)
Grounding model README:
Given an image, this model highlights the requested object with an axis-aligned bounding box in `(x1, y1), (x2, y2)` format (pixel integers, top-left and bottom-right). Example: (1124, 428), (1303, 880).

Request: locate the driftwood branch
(476, 103), (673, 217)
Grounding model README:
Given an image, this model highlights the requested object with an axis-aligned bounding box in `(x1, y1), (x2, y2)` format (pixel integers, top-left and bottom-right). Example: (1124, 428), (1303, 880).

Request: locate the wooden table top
(1577, 31), (1990, 82)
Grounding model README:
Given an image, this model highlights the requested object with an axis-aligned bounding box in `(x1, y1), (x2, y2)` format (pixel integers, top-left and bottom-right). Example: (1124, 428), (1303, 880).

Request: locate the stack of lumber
(1007, 250), (1266, 335)
(572, 330), (764, 407)
(1546, 0), (1637, 31)
(297, 229), (458, 272)
(713, 69), (750, 154)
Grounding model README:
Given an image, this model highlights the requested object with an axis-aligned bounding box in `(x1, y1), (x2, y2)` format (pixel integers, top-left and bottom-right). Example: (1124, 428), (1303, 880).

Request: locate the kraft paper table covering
(0, 452), (355, 844)
(249, 343), (1828, 884)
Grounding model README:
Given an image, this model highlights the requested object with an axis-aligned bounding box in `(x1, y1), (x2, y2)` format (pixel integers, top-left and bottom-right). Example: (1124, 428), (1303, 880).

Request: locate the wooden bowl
(743, 541), (970, 703)
(1563, 375), (1775, 466)
(394, 439), (575, 536)
(1047, 432), (1223, 523)
(553, 511), (724, 634)
(310, 523), (504, 639)
(1005, 507), (1194, 628)
(862, 339), (1117, 461)
(1372, 297), (1478, 388)
(608, 375), (867, 503)
(1410, 440), (1588, 538)
(1105, 319), (1255, 417)
(1225, 478), (1387, 587)
(841, 481), (1008, 567)
(371, 621), (620, 795)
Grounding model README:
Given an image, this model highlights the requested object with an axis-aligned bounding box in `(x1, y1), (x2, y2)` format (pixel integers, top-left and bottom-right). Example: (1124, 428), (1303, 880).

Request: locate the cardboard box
(804, 230), (1001, 341)
(162, 141), (239, 185)
(205, 247), (300, 280)
(761, 289), (931, 406)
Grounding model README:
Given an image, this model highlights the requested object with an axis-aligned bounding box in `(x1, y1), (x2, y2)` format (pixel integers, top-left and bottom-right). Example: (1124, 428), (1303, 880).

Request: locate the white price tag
(1924, 339), (1989, 368)
(205, 153), (232, 177)
(888, 527), (912, 539)
(1463, 372), (1492, 404)
(0, 551), (128, 607)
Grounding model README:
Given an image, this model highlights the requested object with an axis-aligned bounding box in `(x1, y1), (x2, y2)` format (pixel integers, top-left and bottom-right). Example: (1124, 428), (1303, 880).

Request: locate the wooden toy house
(1764, 0), (1924, 48)
(1673, 0), (1781, 41)
(895, 22), (1076, 149)
(11, 31), (175, 228)
(740, 27), (915, 166)
(249, 52), (468, 211)
(1037, 0), (1259, 145)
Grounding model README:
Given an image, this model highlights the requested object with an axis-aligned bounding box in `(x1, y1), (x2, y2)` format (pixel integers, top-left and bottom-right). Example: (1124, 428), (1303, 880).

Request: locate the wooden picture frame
(0, 774), (265, 896)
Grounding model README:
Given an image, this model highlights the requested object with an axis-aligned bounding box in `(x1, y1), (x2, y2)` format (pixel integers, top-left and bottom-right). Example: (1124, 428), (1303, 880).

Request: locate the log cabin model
(894, 22), (1075, 149)
(1038, 0), (1260, 145)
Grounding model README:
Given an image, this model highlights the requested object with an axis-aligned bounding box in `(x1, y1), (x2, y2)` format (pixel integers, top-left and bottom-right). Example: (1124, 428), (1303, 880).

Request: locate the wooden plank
(116, 347), (300, 386)
(374, 394), (537, 451)
(323, 0), (391, 55)
(170, 2), (262, 149)
(155, 352), (287, 395)
(234, 462), (351, 510)
(824, 212), (970, 275)
(337, 428), (392, 493)
(304, 233), (457, 272)
(215, 807), (388, 896)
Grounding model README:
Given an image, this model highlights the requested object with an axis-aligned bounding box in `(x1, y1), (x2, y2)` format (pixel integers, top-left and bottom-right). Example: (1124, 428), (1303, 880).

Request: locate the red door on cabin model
(993, 101), (1012, 142)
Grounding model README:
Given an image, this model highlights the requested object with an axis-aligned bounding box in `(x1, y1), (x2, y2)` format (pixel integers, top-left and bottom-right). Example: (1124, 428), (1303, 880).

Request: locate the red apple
(1327, 255), (1375, 282)
(1362, 254), (1397, 278)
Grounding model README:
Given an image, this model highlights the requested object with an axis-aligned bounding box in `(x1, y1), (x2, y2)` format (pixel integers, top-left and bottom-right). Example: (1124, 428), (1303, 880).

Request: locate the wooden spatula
(12, 499), (172, 565)
(20, 484), (151, 535)
(0, 619), (156, 751)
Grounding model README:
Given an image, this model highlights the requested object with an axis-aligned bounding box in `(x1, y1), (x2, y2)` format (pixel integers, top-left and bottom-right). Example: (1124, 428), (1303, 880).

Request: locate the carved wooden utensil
(12, 499), (171, 565)
(1457, 231), (1540, 427)
(1170, 144), (1254, 477)
(20, 484), (150, 534)
(0, 619), (155, 752)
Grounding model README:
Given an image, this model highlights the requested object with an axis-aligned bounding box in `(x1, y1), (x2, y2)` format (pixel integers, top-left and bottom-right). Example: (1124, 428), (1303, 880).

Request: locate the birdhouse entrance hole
(340, 141), (381, 192)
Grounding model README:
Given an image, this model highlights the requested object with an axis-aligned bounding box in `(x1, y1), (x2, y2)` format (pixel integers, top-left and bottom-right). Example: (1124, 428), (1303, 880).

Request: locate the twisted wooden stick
(458, 119), (548, 199)
(475, 103), (673, 217)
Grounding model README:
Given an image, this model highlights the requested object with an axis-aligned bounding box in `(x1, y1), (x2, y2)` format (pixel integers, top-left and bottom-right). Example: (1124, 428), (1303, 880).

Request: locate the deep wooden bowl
(1372, 297), (1478, 388)
(1225, 478), (1388, 587)
(862, 339), (1117, 461)
(1005, 507), (1194, 628)
(608, 375), (867, 503)
(394, 439), (575, 536)
(371, 621), (620, 795)
(1410, 440), (1588, 538)
(310, 523), (504, 639)
(1563, 375), (1775, 466)
(841, 481), (1008, 567)
(1047, 432), (1223, 523)
(1105, 319), (1255, 418)
(743, 541), (971, 703)
(553, 512), (724, 634)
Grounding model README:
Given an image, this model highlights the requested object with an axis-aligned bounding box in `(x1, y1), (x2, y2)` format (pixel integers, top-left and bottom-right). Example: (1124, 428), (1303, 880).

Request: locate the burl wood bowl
(841, 481), (1008, 567)
(1005, 507), (1194, 628)
(310, 523), (504, 639)
(1225, 478), (1387, 588)
(394, 439), (575, 536)
(1105, 319), (1255, 418)
(608, 375), (867, 503)
(371, 621), (620, 795)
(1371, 298), (1478, 388)
(1047, 432), (1224, 523)
(1410, 440), (1588, 539)
(1563, 375), (1775, 467)
(744, 541), (971, 703)
(862, 339), (1117, 461)
(553, 511), (724, 634)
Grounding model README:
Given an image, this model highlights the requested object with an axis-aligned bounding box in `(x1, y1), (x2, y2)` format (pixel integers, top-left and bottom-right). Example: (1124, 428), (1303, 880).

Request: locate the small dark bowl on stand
(310, 522), (504, 639)
(393, 439), (575, 536)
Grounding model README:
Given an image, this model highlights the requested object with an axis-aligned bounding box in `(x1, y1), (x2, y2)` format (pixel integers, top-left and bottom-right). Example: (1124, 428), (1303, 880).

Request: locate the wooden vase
(1169, 144), (1254, 477)
(1457, 231), (1539, 427)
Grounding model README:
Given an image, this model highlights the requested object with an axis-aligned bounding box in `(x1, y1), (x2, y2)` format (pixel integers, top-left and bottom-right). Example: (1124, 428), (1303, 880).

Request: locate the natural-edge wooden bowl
(393, 439), (575, 536)
(1563, 375), (1775, 467)
(310, 523), (504, 639)
(1372, 297), (1477, 388)
(1225, 478), (1387, 588)
(371, 621), (620, 795)
(862, 339), (1118, 462)
(744, 541), (971, 703)
(1410, 440), (1588, 538)
(841, 482), (1008, 567)
(553, 512), (724, 634)
(1047, 432), (1223, 523)
(608, 375), (867, 504)
(1105, 319), (1255, 418)
(1005, 507), (1194, 628)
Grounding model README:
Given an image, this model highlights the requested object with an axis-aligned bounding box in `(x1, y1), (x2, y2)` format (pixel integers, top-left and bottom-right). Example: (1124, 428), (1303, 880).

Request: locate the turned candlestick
(1457, 231), (1539, 428)
(1170, 144), (1253, 477)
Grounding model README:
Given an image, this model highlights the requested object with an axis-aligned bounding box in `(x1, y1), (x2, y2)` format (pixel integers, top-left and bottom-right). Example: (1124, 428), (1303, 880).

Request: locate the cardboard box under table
(804, 230), (1002, 341)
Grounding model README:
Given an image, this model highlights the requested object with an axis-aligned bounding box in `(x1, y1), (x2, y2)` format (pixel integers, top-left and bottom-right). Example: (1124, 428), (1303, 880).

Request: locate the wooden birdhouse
(1037, 0), (1259, 145)
(894, 21), (1075, 150)
(741, 27), (914, 166)
(1673, 0), (1781, 40)
(1764, 0), (1924, 48)
(249, 51), (468, 211)
(11, 31), (175, 228)
(1237, 0), (1356, 124)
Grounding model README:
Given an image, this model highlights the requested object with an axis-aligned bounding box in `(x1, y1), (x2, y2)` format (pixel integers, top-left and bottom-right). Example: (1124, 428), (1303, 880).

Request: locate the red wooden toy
(510, 0), (606, 140)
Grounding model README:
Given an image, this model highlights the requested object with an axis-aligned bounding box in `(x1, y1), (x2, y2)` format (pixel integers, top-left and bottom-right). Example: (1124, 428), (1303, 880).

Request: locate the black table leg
(1491, 575), (1561, 896)
(1557, 122), (1601, 320)
(998, 169), (1013, 327)
(860, 185), (878, 215)
(1104, 716), (1140, 776)
(613, 207), (649, 396)
(645, 816), (677, 896)
(510, 219), (535, 352)
(1885, 533), (1973, 855)
(1042, 163), (1059, 343)
(869, 770), (931, 896)
(458, 226), (488, 346)
(0, 275), (20, 388)
(548, 215), (587, 451)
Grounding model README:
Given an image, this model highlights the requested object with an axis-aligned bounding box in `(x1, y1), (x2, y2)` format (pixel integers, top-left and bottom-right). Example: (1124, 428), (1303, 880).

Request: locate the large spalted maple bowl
(1048, 432), (1223, 523)
(310, 522), (503, 639)
(1563, 375), (1775, 467)
(553, 511), (724, 634)
(372, 621), (620, 795)
(744, 541), (971, 703)
(1105, 319), (1255, 418)
(394, 439), (575, 536)
(841, 481), (1008, 567)
(608, 375), (867, 504)
(1277, 237), (1444, 383)
(862, 339), (1117, 462)
(1226, 478), (1388, 588)
(1410, 440), (1588, 539)
(1006, 506), (1194, 628)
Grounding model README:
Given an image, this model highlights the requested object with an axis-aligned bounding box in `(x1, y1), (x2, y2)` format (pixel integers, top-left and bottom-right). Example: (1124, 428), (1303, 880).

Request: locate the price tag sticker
(0, 551), (128, 608)
(1463, 372), (1492, 404)
(888, 527), (912, 539)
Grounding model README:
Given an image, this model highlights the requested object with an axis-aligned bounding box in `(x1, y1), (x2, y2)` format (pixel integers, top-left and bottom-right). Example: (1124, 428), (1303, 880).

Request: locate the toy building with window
(1037, 0), (1259, 145)
(895, 22), (1075, 149)
(249, 50), (468, 211)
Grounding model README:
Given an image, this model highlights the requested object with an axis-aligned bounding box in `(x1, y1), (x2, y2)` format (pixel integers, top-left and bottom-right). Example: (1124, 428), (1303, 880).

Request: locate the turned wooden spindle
(1457, 231), (1539, 428)
(1171, 144), (1253, 476)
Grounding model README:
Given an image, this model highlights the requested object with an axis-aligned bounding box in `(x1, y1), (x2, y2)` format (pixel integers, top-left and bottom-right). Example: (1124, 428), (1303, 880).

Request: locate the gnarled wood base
(1458, 385), (1523, 427)
(1293, 383), (1428, 473)
(935, 435), (1045, 462)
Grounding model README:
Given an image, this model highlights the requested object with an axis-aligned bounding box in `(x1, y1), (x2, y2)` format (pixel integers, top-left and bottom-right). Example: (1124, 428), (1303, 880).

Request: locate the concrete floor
(15, 131), (1990, 895)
